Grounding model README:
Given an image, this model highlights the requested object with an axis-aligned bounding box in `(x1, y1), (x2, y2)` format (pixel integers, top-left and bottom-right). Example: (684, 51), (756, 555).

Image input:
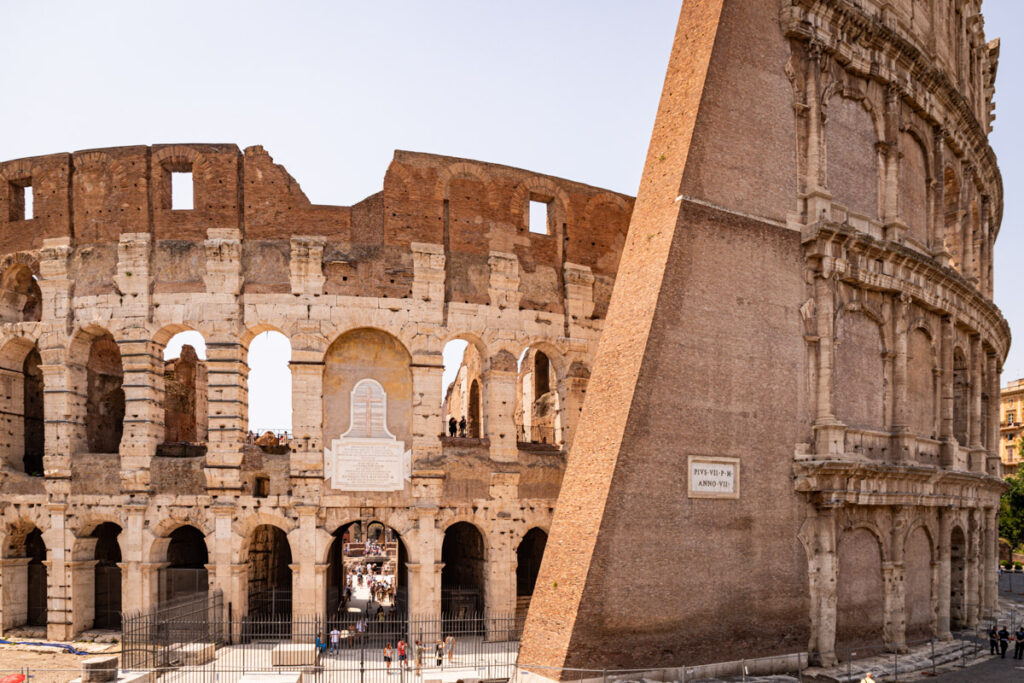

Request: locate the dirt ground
(0, 643), (119, 683)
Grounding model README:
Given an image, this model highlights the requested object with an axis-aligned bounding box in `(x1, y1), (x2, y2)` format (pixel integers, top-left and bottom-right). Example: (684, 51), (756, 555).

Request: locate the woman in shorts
(397, 639), (408, 670)
(384, 642), (393, 672)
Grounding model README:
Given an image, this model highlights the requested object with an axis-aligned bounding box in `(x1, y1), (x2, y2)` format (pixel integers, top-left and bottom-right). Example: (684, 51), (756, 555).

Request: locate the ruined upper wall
(0, 145), (633, 316)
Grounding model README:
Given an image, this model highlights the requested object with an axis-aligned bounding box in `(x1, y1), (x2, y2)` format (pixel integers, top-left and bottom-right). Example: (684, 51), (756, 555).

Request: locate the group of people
(447, 416), (468, 438)
(382, 636), (456, 673)
(987, 624), (1024, 659)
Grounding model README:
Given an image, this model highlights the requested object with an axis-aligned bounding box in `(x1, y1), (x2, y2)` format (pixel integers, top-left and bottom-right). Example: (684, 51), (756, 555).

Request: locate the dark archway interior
(950, 526), (967, 629)
(534, 351), (551, 397)
(164, 525), (208, 603)
(26, 528), (47, 626)
(516, 528), (548, 597)
(93, 522), (122, 629)
(86, 333), (125, 453)
(247, 525), (292, 616)
(441, 522), (485, 615)
(23, 347), (44, 475)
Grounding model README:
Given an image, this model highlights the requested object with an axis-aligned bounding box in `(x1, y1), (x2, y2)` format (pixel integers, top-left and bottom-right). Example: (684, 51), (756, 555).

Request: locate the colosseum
(0, 142), (633, 641)
(518, 0), (1010, 673)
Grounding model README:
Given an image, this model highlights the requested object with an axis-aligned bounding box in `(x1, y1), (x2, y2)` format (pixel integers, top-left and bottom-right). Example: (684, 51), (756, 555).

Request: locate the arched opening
(952, 348), (968, 446)
(161, 331), (208, 452)
(246, 525), (292, 617)
(0, 264), (42, 323)
(826, 95), (879, 219)
(93, 523), (122, 629)
(247, 330), (292, 445)
(86, 331), (124, 454)
(833, 311), (885, 433)
(516, 528), (547, 621)
(836, 528), (884, 654)
(899, 131), (930, 246)
(907, 328), (936, 441)
(325, 521), (407, 624)
(943, 166), (962, 272)
(442, 338), (484, 440)
(23, 347), (43, 474)
(442, 522), (485, 616)
(0, 339), (45, 474)
(516, 347), (562, 446)
(950, 526), (967, 629)
(161, 525), (209, 606)
(26, 528), (47, 627)
(904, 526), (934, 640)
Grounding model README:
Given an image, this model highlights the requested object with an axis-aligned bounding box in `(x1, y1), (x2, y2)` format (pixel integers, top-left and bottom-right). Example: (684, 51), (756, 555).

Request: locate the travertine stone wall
(0, 146), (632, 638)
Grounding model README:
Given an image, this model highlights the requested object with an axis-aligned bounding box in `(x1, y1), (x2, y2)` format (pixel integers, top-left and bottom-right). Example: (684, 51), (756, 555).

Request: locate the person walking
(384, 642), (394, 673)
(998, 625), (1011, 658)
(415, 639), (425, 675)
(445, 634), (455, 663)
(1015, 625), (1024, 660)
(329, 626), (341, 655)
(435, 639), (445, 667)
(458, 416), (467, 437)
(397, 639), (408, 670)
(989, 625), (999, 655)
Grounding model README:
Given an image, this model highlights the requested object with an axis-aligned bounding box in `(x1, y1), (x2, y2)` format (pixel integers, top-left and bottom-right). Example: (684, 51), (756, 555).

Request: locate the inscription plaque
(324, 378), (411, 491)
(687, 456), (739, 499)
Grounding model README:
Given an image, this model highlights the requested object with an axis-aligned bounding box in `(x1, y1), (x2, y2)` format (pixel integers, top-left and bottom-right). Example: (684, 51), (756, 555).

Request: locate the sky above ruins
(2, 1), (1024, 430)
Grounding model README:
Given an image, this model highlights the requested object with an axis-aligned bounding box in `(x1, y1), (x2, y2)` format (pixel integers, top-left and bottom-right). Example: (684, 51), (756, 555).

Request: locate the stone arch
(899, 129), (931, 246)
(515, 527), (548, 602)
(952, 346), (969, 445)
(69, 325), (125, 455)
(836, 526), (885, 653)
(907, 324), (938, 439)
(904, 522), (936, 639)
(515, 343), (566, 446)
(67, 521), (124, 632)
(0, 263), (41, 323)
(151, 146), (213, 212)
(244, 524), (293, 617)
(825, 90), (882, 219)
(441, 520), (487, 615)
(435, 161), (498, 209)
(943, 165), (964, 271)
(509, 176), (572, 232)
(833, 306), (887, 432)
(442, 334), (487, 439)
(0, 336), (44, 474)
(322, 327), (413, 457)
(244, 325), (293, 436)
(383, 160), (420, 202)
(582, 192), (630, 228)
(156, 523), (211, 606)
(1, 521), (48, 631)
(159, 327), (209, 447)
(324, 519), (408, 618)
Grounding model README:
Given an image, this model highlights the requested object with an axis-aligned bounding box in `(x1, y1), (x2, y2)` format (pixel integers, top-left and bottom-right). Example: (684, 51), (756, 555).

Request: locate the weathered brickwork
(0, 145), (632, 639)
(519, 0), (1008, 675)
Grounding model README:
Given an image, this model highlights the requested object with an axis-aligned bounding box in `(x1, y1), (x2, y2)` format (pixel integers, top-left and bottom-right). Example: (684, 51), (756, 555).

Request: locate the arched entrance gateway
(92, 523), (122, 629)
(325, 520), (408, 626)
(245, 525), (292, 617)
(160, 525), (209, 606)
(516, 528), (548, 620)
(442, 522), (486, 615)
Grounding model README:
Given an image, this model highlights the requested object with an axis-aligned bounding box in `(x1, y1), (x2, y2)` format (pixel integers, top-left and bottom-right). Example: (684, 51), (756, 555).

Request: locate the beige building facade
(0, 145), (633, 639)
(999, 378), (1024, 476)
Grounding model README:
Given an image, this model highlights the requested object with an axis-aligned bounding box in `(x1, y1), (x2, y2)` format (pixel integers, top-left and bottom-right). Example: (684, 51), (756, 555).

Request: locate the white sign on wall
(324, 378), (411, 492)
(687, 456), (740, 499)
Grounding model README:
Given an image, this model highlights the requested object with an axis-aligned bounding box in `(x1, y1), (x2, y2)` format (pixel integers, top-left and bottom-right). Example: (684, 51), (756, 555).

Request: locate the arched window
(246, 525), (292, 617)
(247, 330), (292, 442)
(516, 348), (562, 446)
(441, 339), (484, 439)
(826, 95), (879, 219)
(0, 264), (41, 323)
(325, 521), (407, 619)
(162, 525), (208, 605)
(86, 332), (124, 454)
(833, 311), (885, 432)
(162, 331), (208, 446)
(442, 522), (486, 616)
(92, 523), (122, 629)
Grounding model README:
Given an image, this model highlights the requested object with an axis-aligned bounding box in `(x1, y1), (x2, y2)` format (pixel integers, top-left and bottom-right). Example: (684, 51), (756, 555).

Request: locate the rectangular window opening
(171, 171), (194, 210)
(8, 180), (33, 221)
(529, 200), (549, 235)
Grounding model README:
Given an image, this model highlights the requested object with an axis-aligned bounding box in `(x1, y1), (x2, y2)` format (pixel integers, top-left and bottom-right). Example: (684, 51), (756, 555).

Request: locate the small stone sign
(687, 456), (740, 499)
(324, 378), (411, 492)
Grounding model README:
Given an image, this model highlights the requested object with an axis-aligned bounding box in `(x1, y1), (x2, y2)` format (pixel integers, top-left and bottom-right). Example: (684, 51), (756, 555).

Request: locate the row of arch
(0, 516), (547, 633)
(0, 320), (585, 473)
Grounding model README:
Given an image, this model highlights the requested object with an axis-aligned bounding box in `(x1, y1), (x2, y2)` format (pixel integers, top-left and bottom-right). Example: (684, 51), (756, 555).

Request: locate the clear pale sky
(2, 1), (1022, 430)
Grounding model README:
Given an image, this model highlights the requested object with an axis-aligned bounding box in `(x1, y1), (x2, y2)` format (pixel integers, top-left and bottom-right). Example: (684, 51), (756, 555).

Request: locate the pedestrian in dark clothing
(458, 416), (467, 437)
(998, 626), (1010, 657)
(989, 625), (999, 655)
(1015, 626), (1024, 659)
(448, 417), (457, 437)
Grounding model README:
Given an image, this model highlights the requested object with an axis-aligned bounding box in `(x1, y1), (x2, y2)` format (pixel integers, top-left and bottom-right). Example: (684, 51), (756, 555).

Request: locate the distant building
(1000, 379), (1024, 476)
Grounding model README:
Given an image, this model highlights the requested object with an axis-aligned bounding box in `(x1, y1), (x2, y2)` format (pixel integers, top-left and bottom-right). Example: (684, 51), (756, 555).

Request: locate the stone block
(271, 642), (316, 665)
(81, 655), (118, 683)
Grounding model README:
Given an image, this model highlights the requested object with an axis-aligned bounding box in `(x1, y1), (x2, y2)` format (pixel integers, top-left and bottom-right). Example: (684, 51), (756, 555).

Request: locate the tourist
(448, 417), (457, 437)
(415, 639), (425, 674)
(990, 625), (1000, 655)
(999, 625), (1011, 658)
(445, 634), (455, 662)
(329, 626), (341, 655)
(435, 638), (445, 667)
(316, 631), (327, 657)
(397, 639), (408, 670)
(384, 641), (394, 672)
(858, 674), (873, 683)
(459, 416), (467, 437)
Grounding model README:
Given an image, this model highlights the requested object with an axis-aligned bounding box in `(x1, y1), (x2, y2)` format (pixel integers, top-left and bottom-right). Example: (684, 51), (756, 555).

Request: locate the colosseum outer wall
(0, 144), (632, 639)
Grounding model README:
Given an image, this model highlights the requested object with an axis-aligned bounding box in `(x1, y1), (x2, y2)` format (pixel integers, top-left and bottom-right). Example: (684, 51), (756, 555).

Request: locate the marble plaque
(324, 378), (410, 491)
(687, 456), (740, 499)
